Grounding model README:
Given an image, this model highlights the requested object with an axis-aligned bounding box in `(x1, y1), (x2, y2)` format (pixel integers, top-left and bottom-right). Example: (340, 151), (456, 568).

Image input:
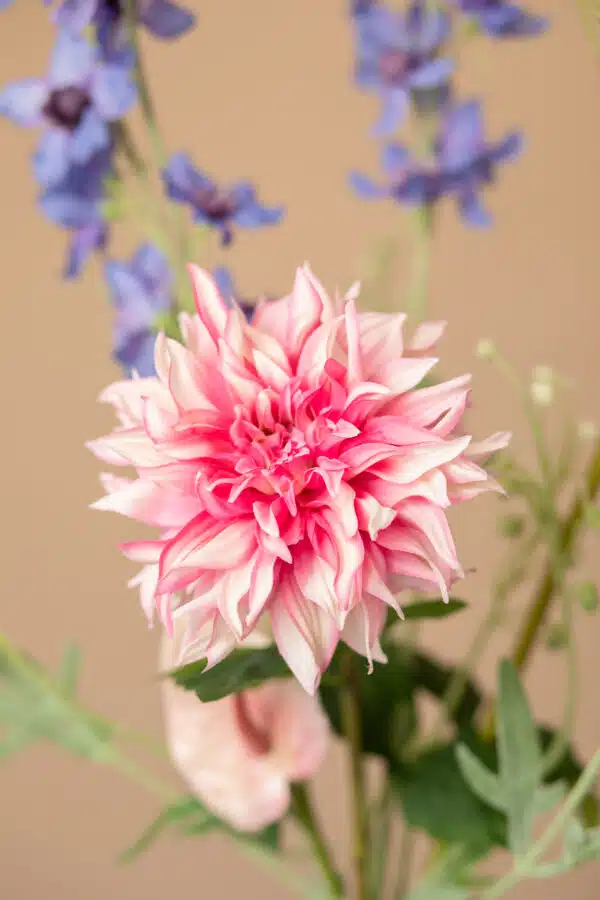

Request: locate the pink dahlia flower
(89, 264), (508, 692)
(160, 626), (330, 831)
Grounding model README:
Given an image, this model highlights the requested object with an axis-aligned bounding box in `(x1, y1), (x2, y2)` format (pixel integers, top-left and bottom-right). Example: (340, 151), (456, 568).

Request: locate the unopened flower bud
(475, 339), (496, 361)
(530, 380), (554, 407)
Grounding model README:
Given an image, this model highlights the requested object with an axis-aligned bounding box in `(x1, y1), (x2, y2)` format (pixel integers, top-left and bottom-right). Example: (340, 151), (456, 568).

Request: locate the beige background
(1, 0), (599, 897)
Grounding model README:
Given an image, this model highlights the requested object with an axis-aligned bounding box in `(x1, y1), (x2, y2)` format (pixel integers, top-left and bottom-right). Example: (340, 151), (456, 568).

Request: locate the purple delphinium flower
(449, 1), (547, 38)
(350, 101), (522, 226)
(50, 0), (195, 51)
(39, 148), (112, 278)
(0, 0), (15, 8)
(105, 243), (173, 376)
(0, 30), (136, 187)
(162, 153), (284, 247)
(354, 0), (453, 135)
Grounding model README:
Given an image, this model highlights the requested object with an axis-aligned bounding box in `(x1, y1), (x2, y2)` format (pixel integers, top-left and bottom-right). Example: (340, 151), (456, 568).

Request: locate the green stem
(481, 748), (600, 899)
(367, 774), (393, 899)
(481, 436), (600, 740)
(341, 650), (370, 900)
(406, 206), (433, 325)
(393, 826), (415, 899)
(291, 783), (344, 898)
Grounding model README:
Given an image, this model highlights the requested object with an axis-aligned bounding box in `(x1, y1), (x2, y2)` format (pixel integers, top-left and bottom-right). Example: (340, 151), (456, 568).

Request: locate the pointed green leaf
(402, 598), (467, 621)
(392, 742), (506, 854)
(58, 645), (82, 696)
(167, 646), (291, 702)
(532, 781), (568, 818)
(120, 798), (215, 863)
(455, 744), (506, 812)
(497, 660), (543, 853)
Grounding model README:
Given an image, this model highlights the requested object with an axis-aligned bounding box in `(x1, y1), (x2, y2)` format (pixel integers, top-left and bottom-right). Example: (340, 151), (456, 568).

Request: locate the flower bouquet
(1, 1), (600, 898)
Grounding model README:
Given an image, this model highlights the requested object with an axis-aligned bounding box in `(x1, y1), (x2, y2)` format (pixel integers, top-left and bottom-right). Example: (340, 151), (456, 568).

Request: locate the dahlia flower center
(43, 86), (91, 130)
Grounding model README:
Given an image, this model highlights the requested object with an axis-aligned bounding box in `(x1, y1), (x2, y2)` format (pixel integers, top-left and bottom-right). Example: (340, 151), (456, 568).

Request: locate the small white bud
(530, 380), (554, 407)
(475, 339), (496, 361)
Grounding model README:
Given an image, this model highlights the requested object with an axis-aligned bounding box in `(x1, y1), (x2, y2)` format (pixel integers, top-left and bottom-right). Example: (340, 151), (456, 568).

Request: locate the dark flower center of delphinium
(104, 0), (124, 14)
(378, 48), (420, 85)
(194, 185), (238, 221)
(43, 86), (91, 130)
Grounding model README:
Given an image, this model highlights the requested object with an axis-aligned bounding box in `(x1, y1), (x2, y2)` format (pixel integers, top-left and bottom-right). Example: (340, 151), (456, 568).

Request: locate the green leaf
(120, 797), (280, 864)
(573, 581), (599, 614)
(0, 640), (113, 761)
(532, 781), (568, 818)
(402, 598), (467, 621)
(405, 886), (468, 900)
(584, 504), (600, 530)
(120, 798), (216, 863)
(168, 646), (291, 702)
(392, 741), (506, 855)
(496, 660), (542, 853)
(319, 643), (417, 763)
(411, 651), (482, 728)
(455, 744), (505, 812)
(58, 644), (82, 696)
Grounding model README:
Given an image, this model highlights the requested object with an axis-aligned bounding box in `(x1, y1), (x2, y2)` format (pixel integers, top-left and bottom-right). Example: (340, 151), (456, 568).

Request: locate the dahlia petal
(87, 430), (168, 467)
(363, 469), (450, 509)
(355, 493), (396, 539)
(268, 679), (330, 780)
(359, 311), (406, 379)
(341, 595), (388, 671)
(396, 500), (459, 571)
(271, 574), (339, 694)
(120, 539), (164, 563)
(166, 338), (217, 412)
(163, 519), (256, 574)
(92, 476), (202, 527)
(344, 295), (364, 384)
(218, 555), (256, 637)
(128, 563), (159, 623)
(252, 349), (290, 391)
(373, 434), (472, 484)
(467, 431), (511, 459)
(408, 320), (446, 353)
(386, 375), (471, 432)
(187, 264), (228, 344)
(377, 356), (438, 394)
(247, 554), (277, 626)
(286, 266), (327, 358)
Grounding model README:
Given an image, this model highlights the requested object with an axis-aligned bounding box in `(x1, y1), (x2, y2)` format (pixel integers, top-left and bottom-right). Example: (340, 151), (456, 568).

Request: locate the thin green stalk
(481, 749), (600, 899)
(367, 774), (393, 899)
(406, 206), (433, 325)
(481, 436), (600, 740)
(341, 649), (370, 900)
(393, 826), (415, 899)
(291, 783), (344, 898)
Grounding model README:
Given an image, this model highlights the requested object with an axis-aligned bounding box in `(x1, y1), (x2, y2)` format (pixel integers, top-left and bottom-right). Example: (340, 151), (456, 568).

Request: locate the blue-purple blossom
(354, 0), (453, 135)
(162, 153), (284, 246)
(350, 101), (522, 226)
(450, 0), (547, 38)
(0, 0), (15, 8)
(39, 148), (111, 278)
(0, 30), (136, 187)
(50, 0), (195, 51)
(105, 243), (173, 376)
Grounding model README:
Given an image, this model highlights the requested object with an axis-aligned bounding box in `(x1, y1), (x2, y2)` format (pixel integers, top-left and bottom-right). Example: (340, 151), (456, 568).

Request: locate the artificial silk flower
(162, 153), (284, 247)
(89, 265), (508, 693)
(160, 625), (330, 831)
(0, 29), (136, 188)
